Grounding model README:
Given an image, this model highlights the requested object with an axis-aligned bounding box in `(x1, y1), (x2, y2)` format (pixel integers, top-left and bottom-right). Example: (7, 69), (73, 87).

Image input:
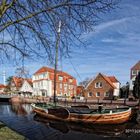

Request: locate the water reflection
(10, 103), (33, 115)
(0, 103), (140, 140)
(33, 114), (131, 137)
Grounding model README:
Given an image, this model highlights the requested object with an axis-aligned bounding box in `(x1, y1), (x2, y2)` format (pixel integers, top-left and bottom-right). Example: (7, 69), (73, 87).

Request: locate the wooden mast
(54, 21), (61, 106)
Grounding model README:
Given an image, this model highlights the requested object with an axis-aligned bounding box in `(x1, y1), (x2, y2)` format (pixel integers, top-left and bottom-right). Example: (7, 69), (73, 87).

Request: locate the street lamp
(124, 82), (129, 105)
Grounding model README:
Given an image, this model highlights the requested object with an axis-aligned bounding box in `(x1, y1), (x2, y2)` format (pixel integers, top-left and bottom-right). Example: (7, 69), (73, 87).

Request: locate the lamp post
(124, 82), (129, 105)
(53, 21), (61, 106)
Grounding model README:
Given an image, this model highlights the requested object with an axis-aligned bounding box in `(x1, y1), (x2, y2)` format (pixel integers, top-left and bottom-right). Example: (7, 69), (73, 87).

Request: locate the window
(38, 82), (40, 88)
(132, 70), (137, 75)
(132, 81), (135, 85)
(43, 73), (47, 78)
(96, 92), (100, 97)
(60, 83), (62, 89)
(59, 76), (63, 81)
(88, 92), (93, 97)
(104, 92), (109, 97)
(69, 85), (71, 89)
(71, 85), (73, 89)
(137, 70), (140, 75)
(41, 81), (43, 86)
(69, 79), (73, 83)
(95, 82), (102, 88)
(64, 87), (67, 91)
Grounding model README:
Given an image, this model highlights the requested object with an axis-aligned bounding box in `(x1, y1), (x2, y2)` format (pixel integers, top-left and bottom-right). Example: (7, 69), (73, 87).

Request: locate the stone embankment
(10, 96), (140, 109)
(10, 96), (49, 104)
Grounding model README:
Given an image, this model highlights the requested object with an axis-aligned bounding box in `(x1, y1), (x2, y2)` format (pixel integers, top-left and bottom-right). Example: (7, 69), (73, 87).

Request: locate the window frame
(59, 76), (63, 81)
(96, 92), (100, 97)
(104, 92), (109, 97)
(88, 92), (93, 97)
(95, 82), (102, 88)
(132, 70), (137, 75)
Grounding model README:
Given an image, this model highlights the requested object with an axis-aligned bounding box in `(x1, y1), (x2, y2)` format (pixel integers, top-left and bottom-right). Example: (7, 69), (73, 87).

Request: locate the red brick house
(76, 85), (84, 96)
(32, 66), (77, 97)
(84, 73), (120, 100)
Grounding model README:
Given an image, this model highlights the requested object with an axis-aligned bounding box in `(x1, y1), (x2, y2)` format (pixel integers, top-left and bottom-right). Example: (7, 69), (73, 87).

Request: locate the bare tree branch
(0, 0), (119, 64)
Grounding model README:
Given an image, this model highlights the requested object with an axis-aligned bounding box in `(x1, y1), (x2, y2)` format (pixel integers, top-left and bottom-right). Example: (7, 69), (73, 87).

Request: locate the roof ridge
(100, 73), (116, 89)
(131, 60), (140, 70)
(34, 66), (75, 79)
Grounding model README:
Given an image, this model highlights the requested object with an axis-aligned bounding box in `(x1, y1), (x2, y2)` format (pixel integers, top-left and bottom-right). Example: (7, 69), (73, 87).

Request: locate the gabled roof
(12, 77), (32, 88)
(25, 79), (33, 86)
(33, 66), (77, 85)
(0, 84), (6, 89)
(12, 77), (23, 88)
(34, 66), (74, 78)
(86, 73), (119, 89)
(101, 74), (116, 89)
(131, 61), (140, 70)
(108, 76), (119, 83)
(34, 66), (54, 75)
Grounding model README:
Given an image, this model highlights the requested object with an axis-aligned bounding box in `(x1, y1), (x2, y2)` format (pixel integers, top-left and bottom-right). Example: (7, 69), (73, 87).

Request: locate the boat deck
(34, 103), (130, 115)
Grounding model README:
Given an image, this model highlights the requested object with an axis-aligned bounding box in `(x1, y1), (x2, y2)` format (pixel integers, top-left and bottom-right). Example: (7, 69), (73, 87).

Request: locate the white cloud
(101, 38), (117, 43)
(95, 17), (130, 32)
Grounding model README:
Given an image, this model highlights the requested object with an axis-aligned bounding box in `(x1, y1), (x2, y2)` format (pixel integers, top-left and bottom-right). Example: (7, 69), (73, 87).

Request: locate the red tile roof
(12, 77), (23, 88)
(34, 66), (54, 75)
(108, 76), (119, 83)
(0, 84), (6, 89)
(12, 77), (32, 88)
(131, 61), (140, 70)
(101, 73), (116, 89)
(25, 79), (33, 86)
(77, 86), (84, 94)
(33, 66), (77, 85)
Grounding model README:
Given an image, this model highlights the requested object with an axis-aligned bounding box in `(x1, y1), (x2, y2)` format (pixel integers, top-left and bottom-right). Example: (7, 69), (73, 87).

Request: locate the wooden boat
(31, 103), (132, 124)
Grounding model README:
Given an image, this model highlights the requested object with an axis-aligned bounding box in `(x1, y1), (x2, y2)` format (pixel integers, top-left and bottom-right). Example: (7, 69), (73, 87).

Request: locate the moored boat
(31, 103), (132, 124)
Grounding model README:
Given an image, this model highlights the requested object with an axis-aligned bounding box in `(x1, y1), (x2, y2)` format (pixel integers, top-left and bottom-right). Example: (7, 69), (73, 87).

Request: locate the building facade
(130, 61), (140, 90)
(32, 66), (77, 97)
(20, 80), (33, 96)
(76, 85), (84, 96)
(10, 76), (33, 95)
(84, 73), (120, 100)
(0, 84), (6, 94)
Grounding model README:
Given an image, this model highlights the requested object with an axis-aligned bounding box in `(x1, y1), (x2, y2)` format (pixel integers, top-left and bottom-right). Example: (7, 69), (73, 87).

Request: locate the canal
(0, 103), (140, 140)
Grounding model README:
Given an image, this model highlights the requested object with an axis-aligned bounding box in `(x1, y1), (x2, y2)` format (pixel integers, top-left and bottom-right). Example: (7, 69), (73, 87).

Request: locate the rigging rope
(68, 57), (82, 83)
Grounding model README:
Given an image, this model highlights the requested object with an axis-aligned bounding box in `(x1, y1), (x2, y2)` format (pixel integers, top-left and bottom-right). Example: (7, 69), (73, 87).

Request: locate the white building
(32, 66), (77, 97)
(20, 80), (33, 96)
(108, 76), (120, 97)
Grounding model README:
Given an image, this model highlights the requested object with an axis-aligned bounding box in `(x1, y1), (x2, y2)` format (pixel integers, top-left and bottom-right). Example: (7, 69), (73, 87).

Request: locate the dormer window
(59, 76), (63, 81)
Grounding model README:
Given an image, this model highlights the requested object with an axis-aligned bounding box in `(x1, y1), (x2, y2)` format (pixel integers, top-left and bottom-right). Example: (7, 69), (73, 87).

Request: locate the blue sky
(1, 0), (140, 85)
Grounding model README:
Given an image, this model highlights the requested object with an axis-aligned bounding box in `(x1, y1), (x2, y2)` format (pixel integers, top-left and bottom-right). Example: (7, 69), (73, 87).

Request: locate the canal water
(0, 103), (140, 140)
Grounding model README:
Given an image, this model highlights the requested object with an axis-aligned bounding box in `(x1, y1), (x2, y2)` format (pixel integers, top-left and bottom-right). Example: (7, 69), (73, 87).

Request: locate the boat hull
(31, 104), (132, 124)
